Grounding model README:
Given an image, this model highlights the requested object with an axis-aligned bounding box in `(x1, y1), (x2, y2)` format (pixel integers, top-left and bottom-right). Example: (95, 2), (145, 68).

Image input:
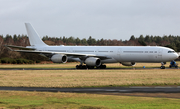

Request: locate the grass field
(0, 63), (180, 108)
(1, 91), (180, 109)
(0, 63), (179, 87)
(0, 69), (180, 87)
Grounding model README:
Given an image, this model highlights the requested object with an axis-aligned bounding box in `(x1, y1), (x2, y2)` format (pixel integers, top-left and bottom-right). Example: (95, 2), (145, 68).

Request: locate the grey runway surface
(0, 86), (180, 93)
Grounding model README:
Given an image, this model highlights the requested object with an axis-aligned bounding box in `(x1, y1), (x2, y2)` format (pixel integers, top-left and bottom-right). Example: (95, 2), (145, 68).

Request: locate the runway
(0, 86), (180, 93)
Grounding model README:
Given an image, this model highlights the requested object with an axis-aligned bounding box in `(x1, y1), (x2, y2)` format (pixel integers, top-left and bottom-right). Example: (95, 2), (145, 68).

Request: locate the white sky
(0, 0), (180, 40)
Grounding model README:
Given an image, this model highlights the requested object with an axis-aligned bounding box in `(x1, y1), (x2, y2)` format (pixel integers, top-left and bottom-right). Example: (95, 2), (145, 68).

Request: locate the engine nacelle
(85, 57), (101, 67)
(51, 54), (67, 63)
(121, 62), (136, 66)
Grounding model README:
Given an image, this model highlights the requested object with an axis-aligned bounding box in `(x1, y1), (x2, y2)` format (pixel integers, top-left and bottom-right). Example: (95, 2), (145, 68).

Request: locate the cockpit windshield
(168, 51), (175, 53)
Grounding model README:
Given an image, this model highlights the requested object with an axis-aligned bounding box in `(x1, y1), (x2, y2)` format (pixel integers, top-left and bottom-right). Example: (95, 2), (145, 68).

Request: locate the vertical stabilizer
(25, 23), (47, 46)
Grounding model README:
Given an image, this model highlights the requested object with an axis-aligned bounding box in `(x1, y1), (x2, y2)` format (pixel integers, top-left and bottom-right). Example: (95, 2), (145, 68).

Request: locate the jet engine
(85, 57), (101, 67)
(121, 62), (136, 66)
(51, 54), (67, 63)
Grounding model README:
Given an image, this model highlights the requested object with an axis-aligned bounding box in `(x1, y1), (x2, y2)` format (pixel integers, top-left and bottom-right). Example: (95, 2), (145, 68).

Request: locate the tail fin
(25, 23), (47, 46)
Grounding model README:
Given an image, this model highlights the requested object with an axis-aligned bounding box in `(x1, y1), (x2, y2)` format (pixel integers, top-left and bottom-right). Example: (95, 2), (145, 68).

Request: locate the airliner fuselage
(33, 45), (178, 63)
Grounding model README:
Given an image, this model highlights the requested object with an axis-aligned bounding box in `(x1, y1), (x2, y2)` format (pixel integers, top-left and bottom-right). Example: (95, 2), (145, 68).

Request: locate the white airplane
(6, 23), (179, 69)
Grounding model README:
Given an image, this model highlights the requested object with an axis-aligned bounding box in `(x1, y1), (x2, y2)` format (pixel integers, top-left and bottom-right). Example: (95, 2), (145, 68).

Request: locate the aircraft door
(68, 48), (73, 53)
(158, 48), (163, 60)
(117, 48), (122, 61)
(95, 49), (99, 56)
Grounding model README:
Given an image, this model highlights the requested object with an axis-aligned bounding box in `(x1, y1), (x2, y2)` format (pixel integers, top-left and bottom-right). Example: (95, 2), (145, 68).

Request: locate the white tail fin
(25, 23), (47, 46)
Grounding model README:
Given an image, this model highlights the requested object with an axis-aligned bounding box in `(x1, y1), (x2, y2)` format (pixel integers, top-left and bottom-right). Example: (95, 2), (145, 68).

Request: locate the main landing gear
(76, 64), (106, 69)
(76, 65), (93, 69)
(96, 65), (106, 69)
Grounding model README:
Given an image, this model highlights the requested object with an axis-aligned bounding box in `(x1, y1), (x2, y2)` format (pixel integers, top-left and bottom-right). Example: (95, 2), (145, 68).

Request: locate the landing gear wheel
(82, 65), (87, 69)
(87, 66), (94, 69)
(96, 65), (106, 69)
(100, 65), (106, 69)
(76, 65), (79, 69)
(76, 65), (94, 69)
(76, 65), (83, 69)
(160, 66), (165, 69)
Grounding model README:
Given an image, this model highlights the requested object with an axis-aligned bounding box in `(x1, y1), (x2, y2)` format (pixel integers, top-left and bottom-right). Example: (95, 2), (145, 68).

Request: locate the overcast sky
(0, 0), (180, 40)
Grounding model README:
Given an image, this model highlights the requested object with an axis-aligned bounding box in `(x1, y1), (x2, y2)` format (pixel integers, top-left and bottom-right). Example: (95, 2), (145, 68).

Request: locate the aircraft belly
(101, 59), (118, 63)
(67, 57), (81, 62)
(68, 57), (117, 63)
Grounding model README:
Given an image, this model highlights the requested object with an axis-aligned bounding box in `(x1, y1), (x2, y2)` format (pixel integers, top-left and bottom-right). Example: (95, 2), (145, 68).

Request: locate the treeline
(0, 58), (35, 64)
(0, 34), (180, 63)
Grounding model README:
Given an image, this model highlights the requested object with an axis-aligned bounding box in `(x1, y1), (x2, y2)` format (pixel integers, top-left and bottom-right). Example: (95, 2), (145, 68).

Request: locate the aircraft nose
(175, 52), (179, 59)
(167, 52), (179, 61)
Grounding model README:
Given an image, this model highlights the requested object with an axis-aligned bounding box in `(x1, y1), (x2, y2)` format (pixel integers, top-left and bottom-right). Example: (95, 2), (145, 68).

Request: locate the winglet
(25, 23), (47, 47)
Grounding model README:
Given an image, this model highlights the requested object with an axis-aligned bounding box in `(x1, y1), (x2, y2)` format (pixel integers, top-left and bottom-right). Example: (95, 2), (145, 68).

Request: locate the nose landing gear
(160, 62), (166, 69)
(160, 66), (165, 69)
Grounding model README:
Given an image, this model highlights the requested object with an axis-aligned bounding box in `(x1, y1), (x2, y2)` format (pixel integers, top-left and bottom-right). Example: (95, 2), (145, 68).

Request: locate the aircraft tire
(76, 65), (83, 69)
(76, 65), (96, 69)
(96, 65), (106, 69)
(160, 66), (165, 69)
(100, 65), (106, 69)
(102, 65), (106, 69)
(87, 66), (94, 69)
(76, 65), (79, 69)
(82, 65), (87, 69)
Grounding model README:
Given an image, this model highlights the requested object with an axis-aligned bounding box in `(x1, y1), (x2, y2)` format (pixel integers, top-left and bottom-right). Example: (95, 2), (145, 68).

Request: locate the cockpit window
(168, 51), (175, 53)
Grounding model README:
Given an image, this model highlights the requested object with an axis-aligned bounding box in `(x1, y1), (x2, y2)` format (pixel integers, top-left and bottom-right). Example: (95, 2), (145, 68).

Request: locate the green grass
(0, 91), (180, 109)
(0, 63), (180, 108)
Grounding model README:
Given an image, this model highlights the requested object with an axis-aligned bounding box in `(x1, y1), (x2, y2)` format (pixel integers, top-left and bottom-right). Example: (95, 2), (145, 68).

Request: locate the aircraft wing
(14, 50), (111, 60)
(4, 45), (36, 50)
